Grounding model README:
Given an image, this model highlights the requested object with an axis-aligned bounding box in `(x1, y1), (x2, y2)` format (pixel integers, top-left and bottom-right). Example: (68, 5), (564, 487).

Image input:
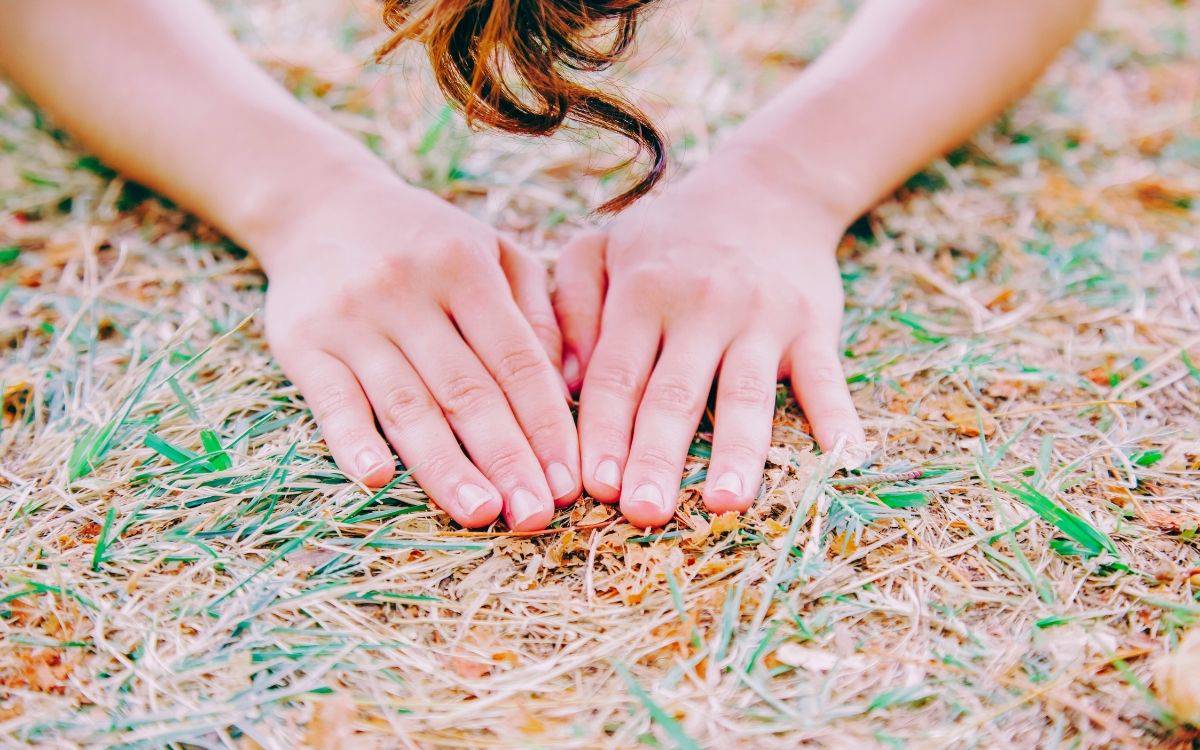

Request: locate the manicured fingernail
(628, 483), (668, 513)
(711, 472), (742, 498)
(456, 483), (494, 516)
(562, 353), (580, 385)
(356, 448), (387, 477)
(508, 488), (543, 529)
(546, 462), (574, 498)
(594, 459), (621, 489)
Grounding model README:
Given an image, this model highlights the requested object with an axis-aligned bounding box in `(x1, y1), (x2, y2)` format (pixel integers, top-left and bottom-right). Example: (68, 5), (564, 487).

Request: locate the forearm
(717, 0), (1097, 227)
(0, 0), (388, 254)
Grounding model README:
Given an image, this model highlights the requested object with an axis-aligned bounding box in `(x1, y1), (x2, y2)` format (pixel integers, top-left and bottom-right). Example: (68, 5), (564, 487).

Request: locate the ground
(1, 0), (1199, 748)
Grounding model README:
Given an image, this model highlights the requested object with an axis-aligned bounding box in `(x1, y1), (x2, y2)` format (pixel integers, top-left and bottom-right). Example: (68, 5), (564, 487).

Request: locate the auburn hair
(376, 0), (666, 213)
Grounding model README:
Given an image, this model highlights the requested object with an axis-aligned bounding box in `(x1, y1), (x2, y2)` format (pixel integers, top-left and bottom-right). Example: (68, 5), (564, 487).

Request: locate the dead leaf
(304, 690), (357, 750)
(578, 504), (614, 526)
(829, 532), (859, 556)
(775, 643), (866, 672)
(1140, 508), (1200, 534)
(944, 406), (996, 437)
(710, 512), (740, 536)
(450, 654), (491, 680)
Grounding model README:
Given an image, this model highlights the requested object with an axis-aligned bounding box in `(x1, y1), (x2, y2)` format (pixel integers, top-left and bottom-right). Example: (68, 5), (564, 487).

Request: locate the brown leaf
(710, 512), (741, 536)
(1141, 508), (1200, 534)
(829, 532), (859, 557)
(944, 406), (996, 437)
(303, 691), (357, 750)
(450, 654), (492, 680)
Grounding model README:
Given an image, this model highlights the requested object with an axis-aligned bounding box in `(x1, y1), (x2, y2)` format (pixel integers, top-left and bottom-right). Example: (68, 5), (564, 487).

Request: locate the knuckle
(686, 273), (717, 300)
(376, 382), (435, 428)
(330, 429), (378, 454)
(438, 238), (491, 276)
(714, 439), (761, 464)
(588, 421), (631, 452)
(495, 345), (547, 385)
(742, 283), (770, 312)
(644, 377), (705, 416)
(722, 373), (775, 409)
(810, 405), (858, 424)
(329, 287), (362, 319)
(377, 252), (412, 280)
(524, 416), (565, 452)
(480, 444), (527, 482)
(791, 295), (818, 322)
(806, 365), (845, 388)
(590, 360), (643, 399)
(308, 385), (356, 422)
(632, 446), (676, 475)
(439, 374), (494, 417)
(414, 446), (458, 482)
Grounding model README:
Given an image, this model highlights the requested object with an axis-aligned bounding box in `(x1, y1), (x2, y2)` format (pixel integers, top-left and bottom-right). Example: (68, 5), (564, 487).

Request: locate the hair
(376, 0), (666, 213)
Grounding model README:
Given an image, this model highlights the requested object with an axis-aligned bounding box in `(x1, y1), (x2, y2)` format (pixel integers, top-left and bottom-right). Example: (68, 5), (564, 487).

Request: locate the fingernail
(628, 483), (668, 513)
(546, 462), (574, 498)
(456, 483), (495, 516)
(711, 472), (742, 498)
(507, 488), (543, 529)
(562, 353), (580, 385)
(594, 459), (621, 489)
(356, 448), (388, 477)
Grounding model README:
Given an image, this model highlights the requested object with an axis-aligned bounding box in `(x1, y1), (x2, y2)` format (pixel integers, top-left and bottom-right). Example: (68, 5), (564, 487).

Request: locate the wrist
(706, 134), (865, 234)
(217, 134), (400, 273)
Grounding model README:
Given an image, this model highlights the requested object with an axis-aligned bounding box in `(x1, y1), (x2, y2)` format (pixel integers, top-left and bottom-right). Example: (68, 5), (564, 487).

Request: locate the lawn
(1, 0), (1198, 747)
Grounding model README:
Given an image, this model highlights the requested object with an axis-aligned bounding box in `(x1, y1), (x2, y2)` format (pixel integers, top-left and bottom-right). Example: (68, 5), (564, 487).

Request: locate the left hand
(553, 154), (866, 528)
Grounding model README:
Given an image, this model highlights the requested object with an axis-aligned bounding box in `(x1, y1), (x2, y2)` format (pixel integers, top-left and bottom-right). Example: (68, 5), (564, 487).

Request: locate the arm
(0, 0), (365, 251)
(554, 0), (1095, 528)
(0, 0), (583, 531)
(720, 0), (1098, 224)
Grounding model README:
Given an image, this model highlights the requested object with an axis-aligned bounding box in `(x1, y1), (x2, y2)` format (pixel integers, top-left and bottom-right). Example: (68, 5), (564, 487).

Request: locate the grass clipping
(2, 0), (1200, 747)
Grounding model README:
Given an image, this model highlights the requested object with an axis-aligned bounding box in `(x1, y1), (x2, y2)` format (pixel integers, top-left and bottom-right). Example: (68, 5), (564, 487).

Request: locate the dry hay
(1, 0), (1198, 747)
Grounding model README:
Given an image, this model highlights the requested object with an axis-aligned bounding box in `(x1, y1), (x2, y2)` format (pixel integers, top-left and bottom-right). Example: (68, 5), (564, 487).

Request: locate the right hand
(258, 177), (580, 531)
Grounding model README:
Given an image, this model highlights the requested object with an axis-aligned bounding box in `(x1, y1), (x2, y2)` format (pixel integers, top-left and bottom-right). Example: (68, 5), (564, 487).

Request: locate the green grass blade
(1003, 482), (1118, 559)
(614, 661), (701, 750)
(200, 429), (231, 471)
(91, 506), (117, 572)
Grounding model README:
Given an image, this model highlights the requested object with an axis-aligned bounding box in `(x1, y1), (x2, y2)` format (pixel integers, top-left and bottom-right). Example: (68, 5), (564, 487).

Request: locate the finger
(704, 339), (781, 514)
(449, 278), (582, 507)
(344, 339), (503, 528)
(788, 338), (866, 464)
(576, 302), (660, 503)
(277, 348), (394, 488)
(553, 231), (606, 393)
(619, 333), (723, 528)
(499, 239), (563, 371)
(395, 311), (556, 531)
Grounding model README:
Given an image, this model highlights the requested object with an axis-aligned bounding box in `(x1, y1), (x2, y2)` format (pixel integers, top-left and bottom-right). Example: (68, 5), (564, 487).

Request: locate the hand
(260, 176), (580, 531)
(553, 154), (866, 528)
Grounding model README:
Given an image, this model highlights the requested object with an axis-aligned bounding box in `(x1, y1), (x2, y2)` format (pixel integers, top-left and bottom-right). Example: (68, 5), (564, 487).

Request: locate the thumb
(499, 238), (564, 371)
(553, 231), (607, 393)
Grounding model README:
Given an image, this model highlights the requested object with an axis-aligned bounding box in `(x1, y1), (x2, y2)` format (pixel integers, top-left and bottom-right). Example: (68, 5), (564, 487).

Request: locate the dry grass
(2, 0), (1199, 747)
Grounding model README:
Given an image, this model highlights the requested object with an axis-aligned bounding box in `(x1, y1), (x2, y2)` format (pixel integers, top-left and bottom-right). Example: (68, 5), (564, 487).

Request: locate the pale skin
(0, 0), (1095, 530)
